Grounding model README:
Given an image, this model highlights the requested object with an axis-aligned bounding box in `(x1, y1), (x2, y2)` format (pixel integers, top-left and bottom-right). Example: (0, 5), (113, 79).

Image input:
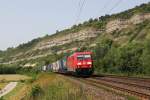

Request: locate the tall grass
(23, 73), (90, 100)
(33, 81), (87, 100)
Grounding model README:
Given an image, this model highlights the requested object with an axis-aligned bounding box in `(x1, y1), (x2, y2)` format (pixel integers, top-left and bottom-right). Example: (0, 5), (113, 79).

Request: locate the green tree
(101, 46), (119, 73)
(141, 39), (150, 75)
(117, 43), (143, 75)
(93, 38), (113, 72)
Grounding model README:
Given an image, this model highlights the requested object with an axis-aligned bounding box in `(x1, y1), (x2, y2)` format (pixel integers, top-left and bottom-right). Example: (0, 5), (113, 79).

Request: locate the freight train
(42, 52), (94, 76)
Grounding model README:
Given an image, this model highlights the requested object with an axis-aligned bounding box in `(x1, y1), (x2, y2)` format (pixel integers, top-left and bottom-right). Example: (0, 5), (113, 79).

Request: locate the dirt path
(0, 82), (18, 97)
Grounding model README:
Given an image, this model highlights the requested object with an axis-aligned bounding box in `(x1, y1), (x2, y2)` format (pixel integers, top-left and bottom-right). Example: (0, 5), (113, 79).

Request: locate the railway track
(78, 78), (150, 100)
(61, 73), (150, 99)
(93, 77), (150, 90)
(95, 74), (150, 83)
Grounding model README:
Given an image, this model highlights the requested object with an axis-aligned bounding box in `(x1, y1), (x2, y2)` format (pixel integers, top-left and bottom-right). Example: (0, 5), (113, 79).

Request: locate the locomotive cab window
(84, 55), (91, 59)
(77, 55), (84, 60)
(77, 54), (91, 60)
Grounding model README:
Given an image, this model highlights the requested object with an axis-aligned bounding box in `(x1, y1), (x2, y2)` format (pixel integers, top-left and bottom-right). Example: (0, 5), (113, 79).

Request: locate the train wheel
(75, 68), (94, 77)
(75, 69), (79, 75)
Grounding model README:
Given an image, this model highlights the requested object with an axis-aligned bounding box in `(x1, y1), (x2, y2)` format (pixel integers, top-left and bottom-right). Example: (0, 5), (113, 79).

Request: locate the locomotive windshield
(77, 54), (91, 60)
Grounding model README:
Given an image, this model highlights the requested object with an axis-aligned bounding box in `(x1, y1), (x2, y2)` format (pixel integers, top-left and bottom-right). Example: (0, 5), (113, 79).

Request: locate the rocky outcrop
(34, 28), (100, 50)
(34, 13), (150, 51)
(106, 13), (150, 33)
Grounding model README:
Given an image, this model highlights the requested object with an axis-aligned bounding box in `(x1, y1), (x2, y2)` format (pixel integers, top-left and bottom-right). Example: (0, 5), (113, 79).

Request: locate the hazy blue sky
(0, 0), (150, 50)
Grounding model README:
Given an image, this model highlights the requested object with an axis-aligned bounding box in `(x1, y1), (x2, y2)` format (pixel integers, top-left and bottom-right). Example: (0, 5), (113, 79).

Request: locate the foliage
(25, 74), (87, 100)
(141, 38), (150, 75)
(117, 43), (143, 74)
(111, 2), (150, 19)
(93, 37), (148, 75)
(0, 97), (4, 100)
(30, 85), (43, 98)
(0, 64), (21, 74)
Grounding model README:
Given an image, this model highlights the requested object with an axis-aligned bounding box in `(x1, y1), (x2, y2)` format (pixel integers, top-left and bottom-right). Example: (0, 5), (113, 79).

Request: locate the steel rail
(79, 78), (150, 100)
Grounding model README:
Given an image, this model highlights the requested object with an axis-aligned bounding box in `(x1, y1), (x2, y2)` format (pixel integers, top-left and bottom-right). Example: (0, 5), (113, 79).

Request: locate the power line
(77, 0), (83, 21)
(71, 0), (87, 46)
(98, 0), (111, 16)
(75, 0), (87, 24)
(107, 0), (122, 14)
(78, 0), (83, 7)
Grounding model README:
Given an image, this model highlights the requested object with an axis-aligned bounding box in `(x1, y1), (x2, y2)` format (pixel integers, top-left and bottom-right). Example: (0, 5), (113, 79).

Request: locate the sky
(0, 0), (150, 50)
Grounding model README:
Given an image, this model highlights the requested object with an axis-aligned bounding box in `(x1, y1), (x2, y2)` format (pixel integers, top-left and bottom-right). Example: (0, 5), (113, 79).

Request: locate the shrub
(0, 97), (4, 100)
(141, 38), (150, 75)
(30, 85), (43, 98)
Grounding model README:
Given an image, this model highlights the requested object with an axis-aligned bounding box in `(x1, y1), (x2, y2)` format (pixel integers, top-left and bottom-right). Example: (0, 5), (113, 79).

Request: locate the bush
(0, 97), (4, 100)
(117, 43), (143, 74)
(141, 38), (150, 75)
(0, 64), (20, 74)
(30, 85), (43, 98)
(93, 39), (145, 75)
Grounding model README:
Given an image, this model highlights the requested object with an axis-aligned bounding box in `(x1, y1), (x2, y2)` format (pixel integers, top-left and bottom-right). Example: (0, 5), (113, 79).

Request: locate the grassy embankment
(0, 83), (8, 90)
(0, 74), (31, 100)
(0, 74), (30, 91)
(3, 72), (96, 100)
(0, 74), (30, 82)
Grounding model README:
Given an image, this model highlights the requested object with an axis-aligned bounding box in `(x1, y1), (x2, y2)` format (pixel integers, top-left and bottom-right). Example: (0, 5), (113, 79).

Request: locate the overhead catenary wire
(76, 0), (83, 22)
(75, 0), (87, 24)
(75, 0), (122, 24)
(107, 0), (122, 14)
(98, 0), (111, 16)
(78, 0), (83, 8)
(71, 0), (87, 48)
(73, 0), (122, 49)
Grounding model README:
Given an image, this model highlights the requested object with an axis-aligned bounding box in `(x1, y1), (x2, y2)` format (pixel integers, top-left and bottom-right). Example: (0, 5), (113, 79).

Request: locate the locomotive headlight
(87, 62), (92, 64)
(77, 62), (81, 65)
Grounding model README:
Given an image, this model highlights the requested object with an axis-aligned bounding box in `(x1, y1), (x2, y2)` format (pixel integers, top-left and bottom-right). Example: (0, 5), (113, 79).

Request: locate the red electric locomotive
(66, 52), (94, 76)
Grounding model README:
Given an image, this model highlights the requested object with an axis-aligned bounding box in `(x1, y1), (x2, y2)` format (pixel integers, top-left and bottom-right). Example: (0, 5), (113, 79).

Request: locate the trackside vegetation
(3, 73), (96, 100)
(92, 19), (150, 76)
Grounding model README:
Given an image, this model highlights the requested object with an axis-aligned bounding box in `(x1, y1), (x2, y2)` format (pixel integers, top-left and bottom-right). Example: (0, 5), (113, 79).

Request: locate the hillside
(0, 2), (150, 75)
